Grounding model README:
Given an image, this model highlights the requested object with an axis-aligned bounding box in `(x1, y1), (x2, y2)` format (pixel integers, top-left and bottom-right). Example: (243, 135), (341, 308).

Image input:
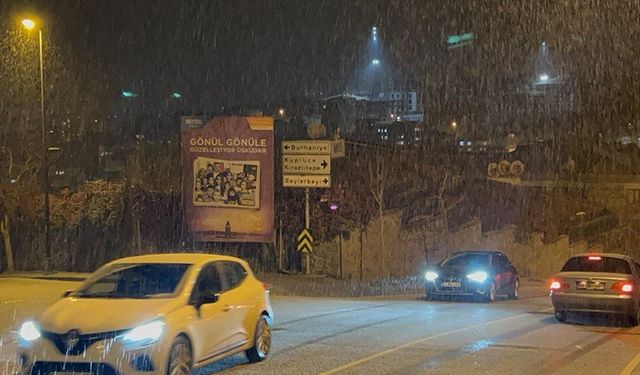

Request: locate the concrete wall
(478, 228), (596, 279)
(312, 210), (603, 280)
(311, 211), (484, 279)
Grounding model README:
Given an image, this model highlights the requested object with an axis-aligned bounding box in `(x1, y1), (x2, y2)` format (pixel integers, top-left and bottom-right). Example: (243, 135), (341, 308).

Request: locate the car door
(493, 254), (512, 293)
(189, 263), (235, 362)
(503, 255), (518, 290)
(217, 261), (252, 349)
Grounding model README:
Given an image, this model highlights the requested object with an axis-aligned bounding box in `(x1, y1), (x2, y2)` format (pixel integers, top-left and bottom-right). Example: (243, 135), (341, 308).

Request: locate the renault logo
(64, 329), (80, 351)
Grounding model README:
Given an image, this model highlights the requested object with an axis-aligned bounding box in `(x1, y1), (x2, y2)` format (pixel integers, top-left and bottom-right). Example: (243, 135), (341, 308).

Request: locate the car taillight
(612, 281), (634, 294)
(550, 279), (568, 291)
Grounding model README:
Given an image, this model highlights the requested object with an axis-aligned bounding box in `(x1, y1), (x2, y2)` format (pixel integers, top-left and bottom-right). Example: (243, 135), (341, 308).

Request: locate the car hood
(37, 297), (183, 334)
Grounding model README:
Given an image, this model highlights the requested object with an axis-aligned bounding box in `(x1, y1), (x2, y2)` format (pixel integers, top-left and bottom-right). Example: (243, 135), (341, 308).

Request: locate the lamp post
(21, 18), (51, 272)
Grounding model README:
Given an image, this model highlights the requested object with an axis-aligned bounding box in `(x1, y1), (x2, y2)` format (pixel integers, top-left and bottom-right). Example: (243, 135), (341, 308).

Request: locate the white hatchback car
(17, 253), (274, 375)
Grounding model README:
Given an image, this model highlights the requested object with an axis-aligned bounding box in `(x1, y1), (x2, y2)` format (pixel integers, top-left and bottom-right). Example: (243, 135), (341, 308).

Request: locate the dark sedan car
(550, 253), (640, 325)
(425, 251), (519, 302)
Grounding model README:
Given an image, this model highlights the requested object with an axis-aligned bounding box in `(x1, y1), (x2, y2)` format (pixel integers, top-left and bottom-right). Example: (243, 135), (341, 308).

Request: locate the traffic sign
(283, 175), (331, 188)
(282, 140), (331, 155)
(297, 228), (314, 253)
(283, 155), (331, 175)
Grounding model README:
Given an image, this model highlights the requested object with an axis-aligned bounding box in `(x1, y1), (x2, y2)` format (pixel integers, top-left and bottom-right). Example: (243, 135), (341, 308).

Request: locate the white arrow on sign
(283, 175), (331, 188)
(283, 155), (331, 175)
(282, 140), (331, 155)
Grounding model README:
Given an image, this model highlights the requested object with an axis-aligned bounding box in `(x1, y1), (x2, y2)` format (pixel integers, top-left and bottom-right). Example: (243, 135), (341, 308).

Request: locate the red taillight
(262, 282), (269, 291)
(588, 256), (602, 261)
(612, 281), (634, 294)
(550, 279), (568, 291)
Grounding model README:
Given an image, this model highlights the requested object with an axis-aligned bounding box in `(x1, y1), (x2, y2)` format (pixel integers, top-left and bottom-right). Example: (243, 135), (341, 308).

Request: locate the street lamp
(21, 17), (52, 272)
(21, 19), (36, 30)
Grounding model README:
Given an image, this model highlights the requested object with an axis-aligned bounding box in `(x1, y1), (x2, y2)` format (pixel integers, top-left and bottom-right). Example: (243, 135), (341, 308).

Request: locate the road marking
(621, 352), (640, 375)
(317, 308), (553, 375)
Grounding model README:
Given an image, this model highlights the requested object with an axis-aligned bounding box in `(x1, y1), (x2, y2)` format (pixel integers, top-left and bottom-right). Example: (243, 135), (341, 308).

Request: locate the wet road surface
(2, 278), (640, 375)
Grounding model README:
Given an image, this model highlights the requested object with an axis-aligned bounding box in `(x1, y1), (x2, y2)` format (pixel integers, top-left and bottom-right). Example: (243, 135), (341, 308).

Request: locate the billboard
(181, 116), (274, 242)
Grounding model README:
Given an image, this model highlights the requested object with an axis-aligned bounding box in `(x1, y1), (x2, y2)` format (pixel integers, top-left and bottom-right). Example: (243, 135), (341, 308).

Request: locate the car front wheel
(167, 336), (192, 375)
(485, 283), (496, 303)
(246, 315), (272, 363)
(555, 310), (567, 323)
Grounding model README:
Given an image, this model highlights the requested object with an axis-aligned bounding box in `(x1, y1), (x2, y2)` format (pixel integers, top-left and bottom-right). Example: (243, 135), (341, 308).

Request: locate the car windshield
(76, 263), (190, 299)
(442, 253), (491, 267)
(561, 256), (631, 274)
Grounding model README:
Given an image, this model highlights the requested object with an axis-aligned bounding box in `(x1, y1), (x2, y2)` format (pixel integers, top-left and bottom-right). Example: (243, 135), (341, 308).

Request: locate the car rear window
(561, 256), (631, 274)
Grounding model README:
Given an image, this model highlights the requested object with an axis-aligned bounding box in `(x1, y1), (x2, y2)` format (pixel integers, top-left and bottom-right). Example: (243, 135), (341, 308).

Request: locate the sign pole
(278, 217), (284, 271)
(304, 188), (310, 274)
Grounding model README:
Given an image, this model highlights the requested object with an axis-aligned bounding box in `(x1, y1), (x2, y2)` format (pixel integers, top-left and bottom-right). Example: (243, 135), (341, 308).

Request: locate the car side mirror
(196, 292), (219, 309)
(62, 290), (73, 298)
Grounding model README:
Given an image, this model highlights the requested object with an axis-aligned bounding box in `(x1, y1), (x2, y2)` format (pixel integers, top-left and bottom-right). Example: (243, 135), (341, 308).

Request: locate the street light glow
(21, 19), (36, 30)
(278, 108), (285, 116)
(122, 90), (139, 98)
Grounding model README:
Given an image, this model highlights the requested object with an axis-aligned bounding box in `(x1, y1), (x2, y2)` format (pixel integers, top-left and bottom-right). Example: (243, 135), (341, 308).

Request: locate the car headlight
(425, 271), (439, 282)
(121, 320), (164, 344)
(467, 271), (488, 283)
(19, 321), (41, 341)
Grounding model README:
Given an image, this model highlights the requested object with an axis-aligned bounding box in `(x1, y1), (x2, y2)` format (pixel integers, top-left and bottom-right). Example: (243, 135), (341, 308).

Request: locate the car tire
(508, 279), (519, 300)
(485, 283), (496, 303)
(628, 307), (640, 327)
(167, 336), (192, 375)
(555, 310), (567, 323)
(246, 315), (272, 363)
(425, 287), (435, 301)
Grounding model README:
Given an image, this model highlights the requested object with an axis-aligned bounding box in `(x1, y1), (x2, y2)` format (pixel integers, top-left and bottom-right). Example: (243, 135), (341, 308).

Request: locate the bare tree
(367, 153), (389, 277)
(0, 189), (14, 272)
(0, 147), (42, 273)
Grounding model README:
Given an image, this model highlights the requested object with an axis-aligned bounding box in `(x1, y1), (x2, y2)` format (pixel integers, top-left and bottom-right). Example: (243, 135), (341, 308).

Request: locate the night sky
(2, 0), (640, 125)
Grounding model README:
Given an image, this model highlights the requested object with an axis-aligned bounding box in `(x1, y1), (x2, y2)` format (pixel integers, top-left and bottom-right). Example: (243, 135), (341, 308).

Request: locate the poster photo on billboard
(192, 158), (260, 209)
(182, 116), (274, 243)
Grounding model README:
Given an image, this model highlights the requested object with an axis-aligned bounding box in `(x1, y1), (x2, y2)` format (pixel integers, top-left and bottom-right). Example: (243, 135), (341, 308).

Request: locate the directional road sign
(282, 140), (331, 155)
(282, 155), (331, 175)
(297, 228), (314, 253)
(283, 175), (331, 188)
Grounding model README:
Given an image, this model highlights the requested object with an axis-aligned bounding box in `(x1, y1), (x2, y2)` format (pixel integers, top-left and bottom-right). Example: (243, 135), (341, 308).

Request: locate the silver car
(550, 253), (640, 325)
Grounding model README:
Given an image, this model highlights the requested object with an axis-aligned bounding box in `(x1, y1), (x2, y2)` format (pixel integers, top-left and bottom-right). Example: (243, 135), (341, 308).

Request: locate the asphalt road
(2, 278), (640, 375)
